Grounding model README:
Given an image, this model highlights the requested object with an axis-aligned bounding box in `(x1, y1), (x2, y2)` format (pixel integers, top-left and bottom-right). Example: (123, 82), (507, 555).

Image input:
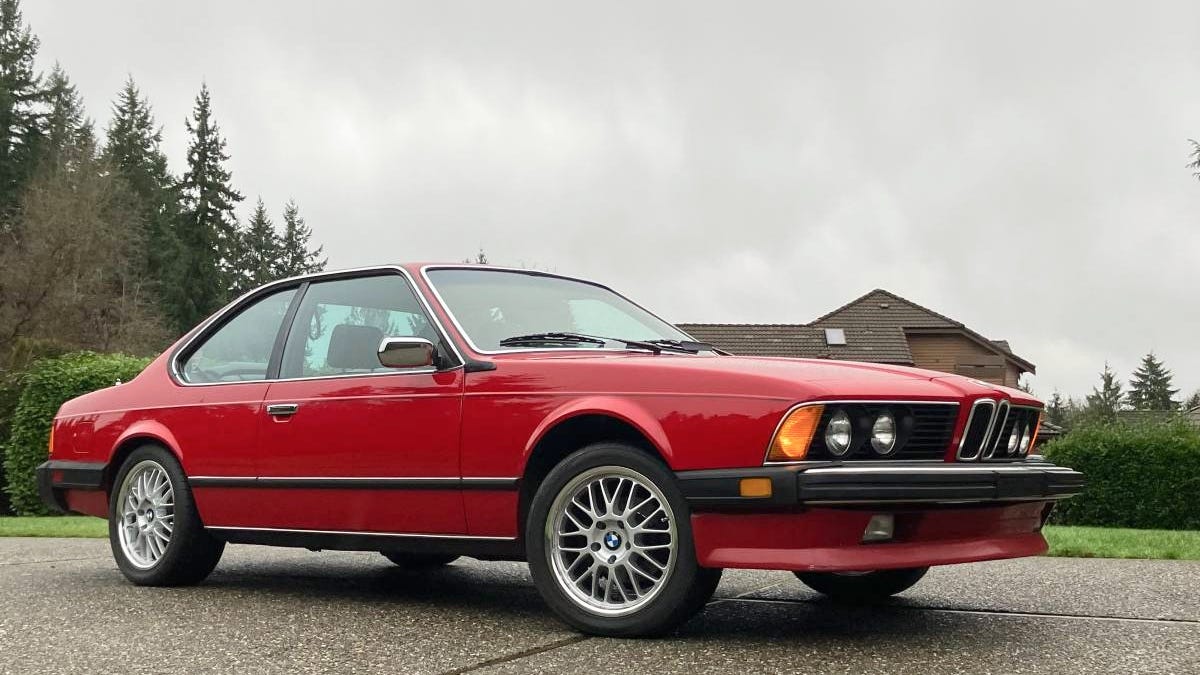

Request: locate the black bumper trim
(677, 461), (1085, 508)
(37, 460), (107, 513)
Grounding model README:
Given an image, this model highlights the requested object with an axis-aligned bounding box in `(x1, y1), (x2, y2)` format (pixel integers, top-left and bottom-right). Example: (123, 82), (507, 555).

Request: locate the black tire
(794, 567), (928, 601)
(526, 443), (723, 637)
(108, 445), (224, 586)
(380, 552), (459, 569)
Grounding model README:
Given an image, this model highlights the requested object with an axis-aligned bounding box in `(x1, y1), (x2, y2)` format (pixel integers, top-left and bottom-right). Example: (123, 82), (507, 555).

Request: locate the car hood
(517, 352), (1037, 403)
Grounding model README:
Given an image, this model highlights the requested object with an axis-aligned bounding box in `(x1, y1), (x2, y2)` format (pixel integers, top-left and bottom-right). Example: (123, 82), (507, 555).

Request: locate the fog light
(862, 514), (894, 542)
(739, 477), (773, 498)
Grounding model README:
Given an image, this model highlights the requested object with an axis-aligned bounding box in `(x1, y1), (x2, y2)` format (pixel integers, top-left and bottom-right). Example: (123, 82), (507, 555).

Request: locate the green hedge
(0, 339), (71, 514)
(1043, 420), (1200, 530)
(2, 352), (150, 516)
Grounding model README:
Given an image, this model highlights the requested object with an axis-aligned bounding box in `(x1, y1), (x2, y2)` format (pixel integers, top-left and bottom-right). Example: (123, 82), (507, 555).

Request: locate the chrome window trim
(763, 399), (960, 466)
(956, 398), (998, 461)
(169, 266), (465, 387)
(204, 525), (515, 541)
(419, 264), (700, 356)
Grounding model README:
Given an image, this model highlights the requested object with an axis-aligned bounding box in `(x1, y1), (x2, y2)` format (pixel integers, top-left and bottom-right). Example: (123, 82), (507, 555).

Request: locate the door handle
(266, 403), (299, 417)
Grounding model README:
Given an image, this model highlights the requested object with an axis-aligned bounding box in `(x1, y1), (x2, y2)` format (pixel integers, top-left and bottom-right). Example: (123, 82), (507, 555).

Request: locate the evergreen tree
(177, 83), (243, 328)
(235, 197), (281, 292)
(1045, 390), (1068, 427)
(42, 63), (90, 162)
(1185, 390), (1200, 411)
(0, 0), (45, 213)
(1127, 352), (1180, 411)
(102, 77), (182, 328)
(1189, 139), (1200, 181)
(277, 199), (325, 277)
(464, 247), (488, 264)
(1085, 363), (1124, 419)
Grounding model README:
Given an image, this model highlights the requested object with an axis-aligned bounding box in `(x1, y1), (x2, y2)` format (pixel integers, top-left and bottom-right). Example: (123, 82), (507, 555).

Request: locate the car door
(252, 271), (467, 534)
(171, 285), (300, 527)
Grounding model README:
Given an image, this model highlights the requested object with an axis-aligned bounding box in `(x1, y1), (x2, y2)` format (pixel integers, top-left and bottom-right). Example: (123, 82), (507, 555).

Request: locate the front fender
(523, 395), (675, 468)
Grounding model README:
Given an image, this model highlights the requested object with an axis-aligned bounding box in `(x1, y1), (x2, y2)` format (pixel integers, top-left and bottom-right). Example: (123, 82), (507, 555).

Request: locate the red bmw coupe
(37, 264), (1083, 636)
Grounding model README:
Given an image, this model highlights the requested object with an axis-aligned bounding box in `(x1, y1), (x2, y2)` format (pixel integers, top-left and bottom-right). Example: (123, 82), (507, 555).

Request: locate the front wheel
(108, 445), (224, 586)
(526, 443), (722, 637)
(794, 567), (928, 601)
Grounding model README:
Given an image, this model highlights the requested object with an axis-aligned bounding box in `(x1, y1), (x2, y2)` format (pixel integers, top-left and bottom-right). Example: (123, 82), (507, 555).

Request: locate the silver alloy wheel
(116, 460), (175, 569)
(545, 465), (677, 617)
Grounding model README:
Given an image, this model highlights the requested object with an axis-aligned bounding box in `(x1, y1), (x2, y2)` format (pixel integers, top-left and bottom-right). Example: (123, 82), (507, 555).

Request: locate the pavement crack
(440, 635), (590, 674)
(724, 596), (1200, 625)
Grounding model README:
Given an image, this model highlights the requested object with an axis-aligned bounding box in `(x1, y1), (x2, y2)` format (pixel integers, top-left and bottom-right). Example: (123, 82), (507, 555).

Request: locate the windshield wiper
(498, 332), (665, 354)
(498, 332), (607, 348)
(644, 339), (717, 354)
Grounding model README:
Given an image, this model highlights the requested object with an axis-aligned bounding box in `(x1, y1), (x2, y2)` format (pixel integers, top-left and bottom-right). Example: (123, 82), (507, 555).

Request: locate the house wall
(906, 333), (1022, 387)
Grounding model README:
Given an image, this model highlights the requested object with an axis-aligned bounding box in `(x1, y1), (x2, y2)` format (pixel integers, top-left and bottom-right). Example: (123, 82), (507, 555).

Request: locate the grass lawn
(1043, 525), (1200, 560)
(0, 518), (1197, 560)
(0, 516), (107, 538)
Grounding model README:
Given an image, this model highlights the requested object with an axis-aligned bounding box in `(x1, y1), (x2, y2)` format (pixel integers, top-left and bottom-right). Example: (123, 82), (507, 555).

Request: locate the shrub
(2, 352), (151, 516)
(1043, 420), (1200, 530)
(0, 338), (71, 514)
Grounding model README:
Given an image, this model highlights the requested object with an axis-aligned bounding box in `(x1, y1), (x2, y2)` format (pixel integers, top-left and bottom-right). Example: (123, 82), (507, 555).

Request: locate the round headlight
(870, 412), (897, 455)
(1018, 424), (1032, 455)
(1006, 427), (1019, 455)
(825, 410), (853, 456)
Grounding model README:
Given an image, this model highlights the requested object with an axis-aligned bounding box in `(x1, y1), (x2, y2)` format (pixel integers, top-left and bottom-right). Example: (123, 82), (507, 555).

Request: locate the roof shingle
(678, 288), (1034, 372)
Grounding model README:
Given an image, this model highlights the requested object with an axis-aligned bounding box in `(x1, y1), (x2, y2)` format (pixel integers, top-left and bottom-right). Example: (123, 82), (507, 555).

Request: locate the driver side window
(180, 288), (297, 384)
(279, 274), (438, 379)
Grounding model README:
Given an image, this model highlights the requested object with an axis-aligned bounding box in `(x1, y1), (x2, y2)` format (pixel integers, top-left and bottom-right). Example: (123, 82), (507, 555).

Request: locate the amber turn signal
(1028, 413), (1043, 454)
(767, 404), (824, 461)
(738, 477), (773, 498)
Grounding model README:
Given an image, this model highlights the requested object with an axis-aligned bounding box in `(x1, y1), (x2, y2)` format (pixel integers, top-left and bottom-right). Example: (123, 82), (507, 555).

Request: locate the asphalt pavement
(0, 537), (1196, 674)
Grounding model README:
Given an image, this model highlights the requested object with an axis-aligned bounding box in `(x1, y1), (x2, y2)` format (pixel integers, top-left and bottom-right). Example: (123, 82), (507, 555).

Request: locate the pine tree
(464, 247), (488, 264)
(277, 199), (325, 277)
(177, 83), (243, 328)
(1127, 352), (1179, 411)
(1185, 390), (1200, 411)
(1189, 139), (1200, 181)
(102, 77), (182, 328)
(1045, 390), (1068, 427)
(1085, 363), (1124, 419)
(42, 63), (91, 162)
(0, 0), (45, 212)
(234, 197), (281, 292)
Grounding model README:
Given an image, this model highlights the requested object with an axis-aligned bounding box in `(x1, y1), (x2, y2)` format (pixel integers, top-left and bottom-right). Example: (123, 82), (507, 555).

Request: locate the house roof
(679, 288), (1036, 373)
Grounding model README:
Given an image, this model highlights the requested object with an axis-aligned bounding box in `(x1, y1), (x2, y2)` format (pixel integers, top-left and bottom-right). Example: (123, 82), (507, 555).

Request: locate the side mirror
(377, 337), (436, 369)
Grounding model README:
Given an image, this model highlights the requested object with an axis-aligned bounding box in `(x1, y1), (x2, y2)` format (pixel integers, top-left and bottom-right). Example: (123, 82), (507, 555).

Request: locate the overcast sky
(25, 1), (1200, 400)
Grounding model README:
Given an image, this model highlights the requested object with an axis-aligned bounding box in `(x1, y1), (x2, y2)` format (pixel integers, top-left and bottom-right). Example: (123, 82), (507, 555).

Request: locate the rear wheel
(794, 567), (928, 601)
(108, 445), (224, 586)
(380, 552), (459, 569)
(526, 443), (722, 637)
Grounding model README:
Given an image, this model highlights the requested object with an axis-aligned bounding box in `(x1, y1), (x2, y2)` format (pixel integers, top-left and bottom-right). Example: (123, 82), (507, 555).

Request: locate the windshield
(425, 268), (693, 352)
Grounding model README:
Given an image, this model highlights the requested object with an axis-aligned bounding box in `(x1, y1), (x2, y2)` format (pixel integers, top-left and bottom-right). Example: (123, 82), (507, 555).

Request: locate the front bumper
(677, 459), (1083, 572)
(676, 459), (1084, 508)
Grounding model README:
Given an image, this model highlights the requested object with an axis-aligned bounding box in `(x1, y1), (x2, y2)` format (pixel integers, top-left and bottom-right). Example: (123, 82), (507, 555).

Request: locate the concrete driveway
(0, 537), (1196, 674)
